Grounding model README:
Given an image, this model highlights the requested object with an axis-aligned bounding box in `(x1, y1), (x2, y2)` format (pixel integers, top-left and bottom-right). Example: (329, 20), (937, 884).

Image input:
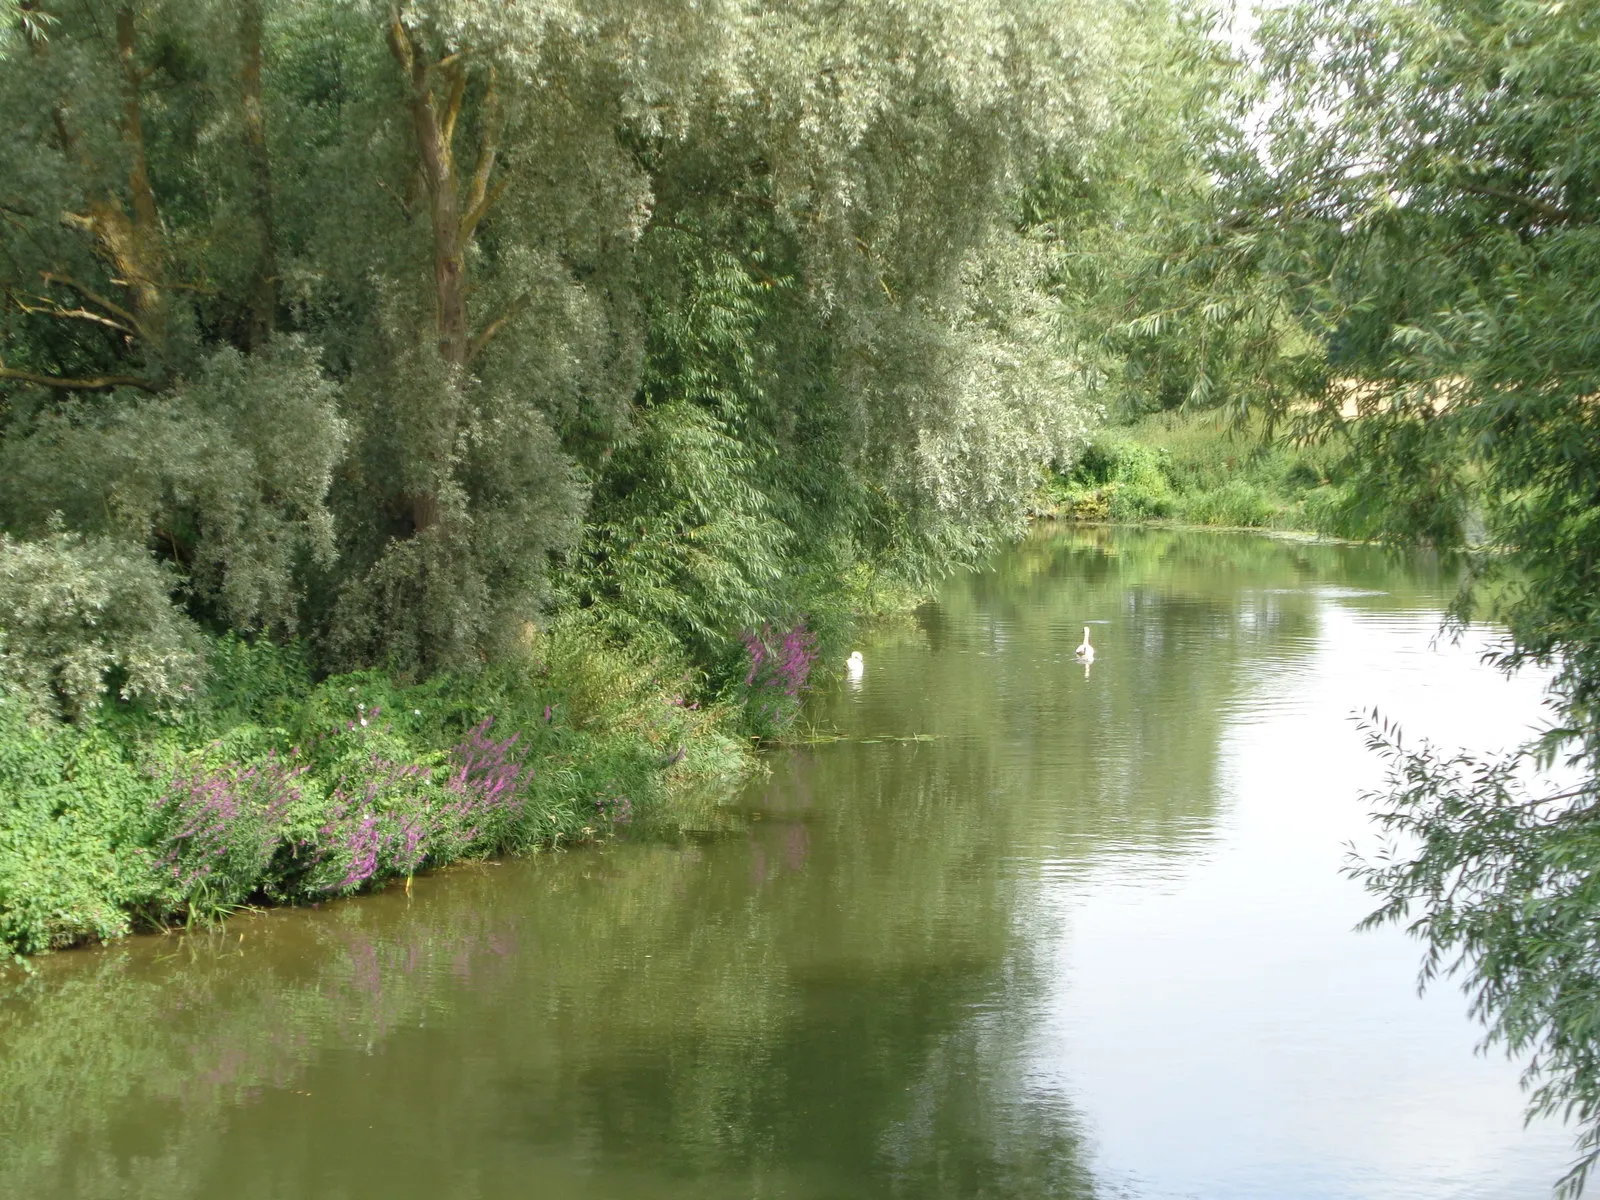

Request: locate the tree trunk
(112, 5), (168, 361)
(386, 16), (506, 534)
(238, 0), (277, 351)
(19, 3), (169, 380)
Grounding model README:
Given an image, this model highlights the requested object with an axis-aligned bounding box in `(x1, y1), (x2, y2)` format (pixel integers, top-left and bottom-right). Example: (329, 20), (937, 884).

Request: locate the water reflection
(0, 527), (1574, 1199)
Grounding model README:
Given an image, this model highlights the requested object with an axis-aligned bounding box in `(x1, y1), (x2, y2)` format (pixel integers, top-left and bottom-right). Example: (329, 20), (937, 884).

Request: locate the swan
(846, 650), (865, 680)
(1074, 627), (1095, 664)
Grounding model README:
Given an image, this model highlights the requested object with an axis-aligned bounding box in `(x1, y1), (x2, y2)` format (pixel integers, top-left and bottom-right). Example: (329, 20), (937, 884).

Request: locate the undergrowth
(0, 623), (753, 959)
(1042, 409), (1366, 535)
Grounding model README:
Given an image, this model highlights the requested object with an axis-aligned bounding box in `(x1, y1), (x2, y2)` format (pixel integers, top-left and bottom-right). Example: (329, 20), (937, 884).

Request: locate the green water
(0, 527), (1576, 1198)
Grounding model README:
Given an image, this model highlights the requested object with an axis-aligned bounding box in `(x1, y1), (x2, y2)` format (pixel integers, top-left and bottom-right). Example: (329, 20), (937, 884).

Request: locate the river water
(0, 526), (1578, 1199)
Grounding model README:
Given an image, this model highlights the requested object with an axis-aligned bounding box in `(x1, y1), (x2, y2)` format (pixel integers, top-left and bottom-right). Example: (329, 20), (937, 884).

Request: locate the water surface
(0, 526), (1575, 1198)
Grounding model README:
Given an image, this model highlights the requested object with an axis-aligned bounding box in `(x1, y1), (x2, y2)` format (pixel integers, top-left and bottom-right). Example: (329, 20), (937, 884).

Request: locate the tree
(1, 0), (1123, 703)
(1250, 1), (1600, 1191)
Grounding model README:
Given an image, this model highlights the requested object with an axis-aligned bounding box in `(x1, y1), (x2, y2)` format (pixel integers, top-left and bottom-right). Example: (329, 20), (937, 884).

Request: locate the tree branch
(0, 365), (159, 392)
(467, 290), (533, 363)
(460, 176), (509, 243)
(1455, 182), (1579, 226)
(39, 271), (140, 328)
(458, 65), (503, 241)
(440, 60), (468, 149)
(385, 10), (415, 77)
(13, 294), (137, 335)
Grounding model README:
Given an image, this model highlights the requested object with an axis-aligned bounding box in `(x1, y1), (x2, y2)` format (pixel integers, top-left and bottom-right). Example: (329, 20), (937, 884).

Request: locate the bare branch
(39, 271), (139, 327)
(13, 294), (137, 335)
(0, 365), (159, 392)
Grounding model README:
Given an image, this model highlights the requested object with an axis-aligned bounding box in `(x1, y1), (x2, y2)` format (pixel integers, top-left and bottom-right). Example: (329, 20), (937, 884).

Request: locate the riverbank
(0, 624), (760, 962)
(2, 527), (1565, 1200)
(1038, 409), (1361, 537)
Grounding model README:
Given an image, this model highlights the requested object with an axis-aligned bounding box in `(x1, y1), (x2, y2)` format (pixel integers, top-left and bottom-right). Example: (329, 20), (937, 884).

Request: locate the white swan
(1074, 627), (1095, 664)
(845, 650), (865, 681)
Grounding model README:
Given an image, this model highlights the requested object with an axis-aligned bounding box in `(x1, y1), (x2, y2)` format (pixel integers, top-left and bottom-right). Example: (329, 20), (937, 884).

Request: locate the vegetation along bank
(0, 0), (1227, 958)
(10, 2), (1600, 1190)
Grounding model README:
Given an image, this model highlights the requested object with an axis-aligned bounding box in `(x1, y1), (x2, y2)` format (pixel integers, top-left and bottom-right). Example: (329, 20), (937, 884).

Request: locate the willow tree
(566, 0), (1111, 660)
(1, 0), (1123, 704)
(0, 0), (347, 669)
(1243, 1), (1600, 1192)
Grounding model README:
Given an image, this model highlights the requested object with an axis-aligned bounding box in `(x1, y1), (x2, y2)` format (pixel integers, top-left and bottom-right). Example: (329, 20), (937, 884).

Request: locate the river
(0, 526), (1577, 1198)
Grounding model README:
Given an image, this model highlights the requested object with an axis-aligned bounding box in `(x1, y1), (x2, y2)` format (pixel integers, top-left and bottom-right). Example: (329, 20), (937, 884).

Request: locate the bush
(0, 621), (759, 958)
(1046, 409), (1351, 532)
(146, 753), (304, 921)
(1051, 437), (1178, 520)
(0, 533), (202, 720)
(736, 620), (819, 740)
(0, 694), (160, 954)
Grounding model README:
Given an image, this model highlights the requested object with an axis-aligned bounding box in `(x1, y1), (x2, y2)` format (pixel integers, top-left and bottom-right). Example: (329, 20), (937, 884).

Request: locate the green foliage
(1050, 438), (1177, 521)
(0, 340), (346, 634)
(1039, 0), (1322, 423)
(0, 532), (203, 720)
(0, 0), (1111, 688)
(1048, 411), (1350, 531)
(0, 0), (1226, 956)
(145, 750), (304, 921)
(566, 400), (790, 664)
(1242, 1), (1600, 1191)
(0, 693), (160, 954)
(1180, 479), (1274, 529)
(0, 624), (746, 957)
(1351, 721), (1600, 1197)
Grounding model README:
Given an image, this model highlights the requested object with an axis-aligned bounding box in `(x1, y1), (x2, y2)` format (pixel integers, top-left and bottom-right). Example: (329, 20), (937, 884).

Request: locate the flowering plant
(148, 751), (303, 920)
(738, 620), (817, 739)
(303, 718), (533, 894)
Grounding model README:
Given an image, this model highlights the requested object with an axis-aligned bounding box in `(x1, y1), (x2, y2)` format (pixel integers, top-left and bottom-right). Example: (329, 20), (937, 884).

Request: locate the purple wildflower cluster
(151, 752), (304, 912)
(308, 719), (533, 894)
(431, 719), (531, 861)
(740, 620), (818, 735)
(742, 621), (818, 697)
(311, 759), (433, 893)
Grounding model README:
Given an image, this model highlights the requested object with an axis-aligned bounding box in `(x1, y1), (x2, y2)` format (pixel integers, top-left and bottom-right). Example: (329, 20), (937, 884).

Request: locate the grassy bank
(0, 624), (765, 961)
(1040, 409), (1363, 535)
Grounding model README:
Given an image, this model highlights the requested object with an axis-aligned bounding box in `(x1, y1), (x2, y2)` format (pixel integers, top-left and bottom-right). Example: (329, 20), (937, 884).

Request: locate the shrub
(1052, 437), (1178, 521)
(0, 621), (756, 957)
(0, 532), (202, 720)
(738, 620), (818, 740)
(146, 753), (304, 921)
(429, 719), (534, 860)
(0, 693), (160, 955)
(301, 756), (435, 896)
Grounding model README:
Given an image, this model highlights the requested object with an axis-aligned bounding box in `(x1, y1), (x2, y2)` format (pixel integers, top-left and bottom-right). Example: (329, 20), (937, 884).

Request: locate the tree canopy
(1224, 2), (1600, 1192)
(0, 0), (1134, 695)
